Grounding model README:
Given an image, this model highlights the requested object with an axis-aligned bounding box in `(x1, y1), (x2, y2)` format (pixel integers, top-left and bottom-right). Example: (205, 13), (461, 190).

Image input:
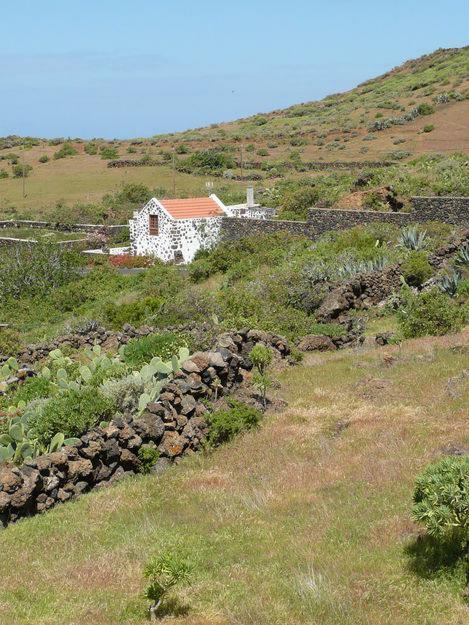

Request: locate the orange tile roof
(159, 197), (225, 219)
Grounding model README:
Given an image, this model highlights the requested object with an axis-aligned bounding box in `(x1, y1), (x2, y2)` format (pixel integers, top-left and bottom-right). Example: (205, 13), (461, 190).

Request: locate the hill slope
(0, 331), (467, 624)
(0, 46), (467, 220)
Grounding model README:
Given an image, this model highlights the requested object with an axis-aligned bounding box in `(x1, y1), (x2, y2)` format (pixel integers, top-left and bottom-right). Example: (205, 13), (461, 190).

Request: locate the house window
(149, 214), (159, 235)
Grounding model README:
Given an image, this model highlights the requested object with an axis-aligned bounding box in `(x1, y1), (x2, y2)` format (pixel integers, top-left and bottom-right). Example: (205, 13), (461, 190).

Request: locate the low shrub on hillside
(401, 251), (433, 287)
(100, 146), (119, 160)
(33, 387), (116, 444)
(121, 332), (188, 368)
(417, 102), (435, 116)
(0, 243), (82, 300)
(53, 143), (77, 159)
(38, 155), (49, 163)
(412, 456), (468, 541)
(12, 163), (33, 178)
(206, 400), (262, 446)
(397, 287), (466, 338)
(104, 296), (163, 330)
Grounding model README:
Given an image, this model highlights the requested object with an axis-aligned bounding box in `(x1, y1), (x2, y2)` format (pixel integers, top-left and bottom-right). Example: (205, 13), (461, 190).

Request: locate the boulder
(297, 335), (337, 352)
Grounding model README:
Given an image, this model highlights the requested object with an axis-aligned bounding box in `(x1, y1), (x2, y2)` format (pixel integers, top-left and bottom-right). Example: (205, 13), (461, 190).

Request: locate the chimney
(246, 187), (255, 208)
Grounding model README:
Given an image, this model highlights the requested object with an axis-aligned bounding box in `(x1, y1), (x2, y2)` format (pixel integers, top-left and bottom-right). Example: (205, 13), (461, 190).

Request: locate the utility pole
(172, 148), (176, 197)
(22, 140), (26, 198)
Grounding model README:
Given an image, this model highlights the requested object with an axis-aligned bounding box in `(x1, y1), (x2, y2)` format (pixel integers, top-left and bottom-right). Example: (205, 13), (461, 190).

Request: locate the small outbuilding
(129, 188), (272, 263)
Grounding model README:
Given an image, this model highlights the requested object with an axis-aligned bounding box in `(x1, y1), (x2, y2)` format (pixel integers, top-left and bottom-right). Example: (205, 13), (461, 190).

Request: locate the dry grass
(0, 330), (467, 624)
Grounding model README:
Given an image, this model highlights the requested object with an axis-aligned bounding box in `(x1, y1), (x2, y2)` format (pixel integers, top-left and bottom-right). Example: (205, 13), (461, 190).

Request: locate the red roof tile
(159, 197), (225, 219)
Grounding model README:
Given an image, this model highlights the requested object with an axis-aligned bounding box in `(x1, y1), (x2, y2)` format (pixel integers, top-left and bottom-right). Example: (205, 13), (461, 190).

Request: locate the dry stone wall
(0, 329), (290, 527)
(220, 196), (469, 243)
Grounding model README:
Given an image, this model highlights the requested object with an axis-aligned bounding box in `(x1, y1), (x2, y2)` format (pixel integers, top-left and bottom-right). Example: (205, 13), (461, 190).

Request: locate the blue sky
(0, 0), (467, 139)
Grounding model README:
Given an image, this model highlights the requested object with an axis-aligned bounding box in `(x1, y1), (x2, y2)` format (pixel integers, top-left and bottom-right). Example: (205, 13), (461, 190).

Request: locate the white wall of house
(129, 198), (223, 263)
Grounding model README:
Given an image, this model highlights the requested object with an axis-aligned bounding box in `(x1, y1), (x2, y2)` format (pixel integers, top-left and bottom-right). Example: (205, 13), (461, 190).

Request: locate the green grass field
(0, 330), (467, 625)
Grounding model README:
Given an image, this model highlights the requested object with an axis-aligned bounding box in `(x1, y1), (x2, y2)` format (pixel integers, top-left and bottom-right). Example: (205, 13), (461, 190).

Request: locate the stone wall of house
(0, 329), (290, 527)
(129, 198), (223, 263)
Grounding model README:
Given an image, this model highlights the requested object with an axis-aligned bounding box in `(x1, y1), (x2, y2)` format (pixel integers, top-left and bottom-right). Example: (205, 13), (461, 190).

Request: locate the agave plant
(398, 227), (427, 251)
(455, 244), (469, 266)
(438, 269), (462, 297)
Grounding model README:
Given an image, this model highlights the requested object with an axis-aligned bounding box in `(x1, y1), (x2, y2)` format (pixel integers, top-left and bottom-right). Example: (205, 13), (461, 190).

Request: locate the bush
(100, 146), (119, 160)
(417, 103), (435, 116)
(401, 251), (433, 287)
(423, 124), (434, 133)
(138, 444), (160, 474)
(277, 187), (319, 221)
(0, 243), (81, 299)
(412, 456), (468, 539)
(206, 399), (262, 446)
(84, 142), (98, 155)
(38, 155), (49, 163)
(0, 328), (19, 355)
(0, 169), (9, 179)
(33, 387), (116, 444)
(144, 552), (192, 618)
(188, 257), (213, 283)
(397, 287), (465, 338)
(12, 163), (33, 178)
(104, 296), (163, 330)
(7, 376), (52, 405)
(122, 332), (187, 368)
(53, 143), (77, 159)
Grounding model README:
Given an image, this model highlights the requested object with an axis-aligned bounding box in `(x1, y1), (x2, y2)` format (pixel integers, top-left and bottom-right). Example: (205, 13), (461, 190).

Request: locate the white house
(129, 189), (274, 263)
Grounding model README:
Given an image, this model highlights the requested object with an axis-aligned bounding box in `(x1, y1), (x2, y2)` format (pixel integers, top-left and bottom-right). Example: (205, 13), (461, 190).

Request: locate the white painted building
(129, 189), (275, 263)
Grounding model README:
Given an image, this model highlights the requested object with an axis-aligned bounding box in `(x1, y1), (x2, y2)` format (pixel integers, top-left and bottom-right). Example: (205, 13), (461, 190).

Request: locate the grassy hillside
(0, 331), (467, 624)
(0, 47), (467, 222)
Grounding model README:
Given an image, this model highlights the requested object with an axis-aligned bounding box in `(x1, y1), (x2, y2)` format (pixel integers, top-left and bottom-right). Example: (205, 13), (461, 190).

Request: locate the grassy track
(0, 330), (468, 624)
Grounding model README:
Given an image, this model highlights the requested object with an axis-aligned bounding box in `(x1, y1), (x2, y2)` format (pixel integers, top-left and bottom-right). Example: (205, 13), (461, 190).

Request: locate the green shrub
(84, 142), (98, 155)
(401, 251), (433, 287)
(397, 287), (465, 338)
(188, 258), (214, 283)
(0, 328), (19, 355)
(100, 146), (119, 160)
(277, 186), (319, 220)
(423, 124), (435, 133)
(257, 148), (269, 156)
(53, 143), (77, 159)
(38, 155), (49, 163)
(417, 103), (435, 116)
(137, 444), (160, 474)
(206, 399), (262, 446)
(104, 296), (163, 330)
(0, 169), (9, 179)
(33, 387), (116, 444)
(144, 552), (192, 618)
(122, 332), (188, 368)
(0, 243), (81, 299)
(12, 163), (33, 178)
(8, 376), (52, 405)
(412, 456), (468, 539)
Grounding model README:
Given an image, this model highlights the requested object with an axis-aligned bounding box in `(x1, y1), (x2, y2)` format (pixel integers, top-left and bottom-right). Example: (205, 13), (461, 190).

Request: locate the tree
(143, 552), (192, 620)
(250, 344), (273, 408)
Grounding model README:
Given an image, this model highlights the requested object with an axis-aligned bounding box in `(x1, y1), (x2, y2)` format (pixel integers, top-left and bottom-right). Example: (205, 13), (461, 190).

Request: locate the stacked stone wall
(0, 329), (289, 527)
(220, 197), (469, 242)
